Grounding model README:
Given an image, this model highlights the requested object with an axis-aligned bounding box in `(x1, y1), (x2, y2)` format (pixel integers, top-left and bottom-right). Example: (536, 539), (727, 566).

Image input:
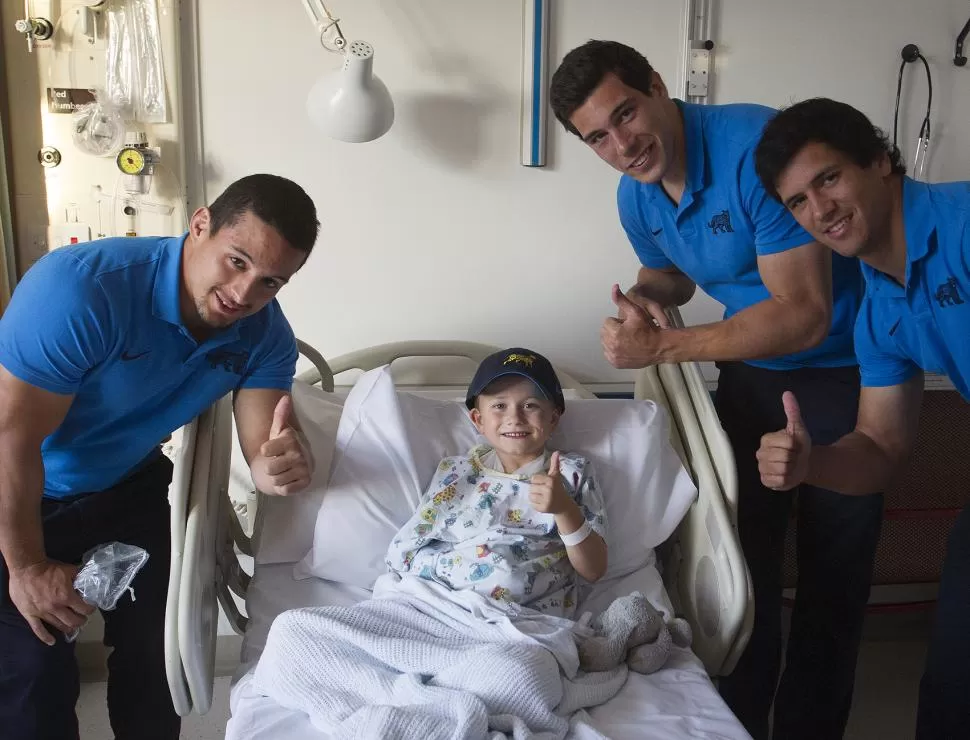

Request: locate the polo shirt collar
(152, 234), (187, 325)
(901, 176), (935, 264)
(677, 99), (708, 202)
(862, 177), (936, 297)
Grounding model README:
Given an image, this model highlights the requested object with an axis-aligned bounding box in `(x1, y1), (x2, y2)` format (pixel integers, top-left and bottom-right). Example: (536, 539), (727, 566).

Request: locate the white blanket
(252, 573), (630, 739)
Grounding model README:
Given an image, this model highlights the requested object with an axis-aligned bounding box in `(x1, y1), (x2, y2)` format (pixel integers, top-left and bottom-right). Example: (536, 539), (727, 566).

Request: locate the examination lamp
(301, 0), (394, 143)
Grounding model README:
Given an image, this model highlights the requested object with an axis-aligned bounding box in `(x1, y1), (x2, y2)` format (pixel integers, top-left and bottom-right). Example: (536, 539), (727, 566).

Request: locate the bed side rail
(665, 310), (739, 520)
(178, 394), (234, 713)
(635, 308), (752, 677)
(295, 339), (335, 391)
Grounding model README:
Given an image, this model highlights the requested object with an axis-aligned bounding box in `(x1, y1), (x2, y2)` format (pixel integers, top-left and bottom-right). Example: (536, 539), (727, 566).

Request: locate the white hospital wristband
(559, 520), (592, 547)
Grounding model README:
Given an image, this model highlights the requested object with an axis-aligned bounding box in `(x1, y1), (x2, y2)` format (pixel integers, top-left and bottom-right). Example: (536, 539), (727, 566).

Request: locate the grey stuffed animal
(578, 591), (692, 674)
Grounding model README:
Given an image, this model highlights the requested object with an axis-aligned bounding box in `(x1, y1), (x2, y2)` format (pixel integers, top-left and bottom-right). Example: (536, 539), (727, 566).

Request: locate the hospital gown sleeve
(568, 457), (608, 540)
(238, 299), (298, 392)
(0, 251), (111, 394)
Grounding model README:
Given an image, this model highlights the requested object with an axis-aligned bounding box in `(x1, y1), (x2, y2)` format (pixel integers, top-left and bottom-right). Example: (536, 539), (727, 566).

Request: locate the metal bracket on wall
(682, 0), (716, 104)
(688, 41), (715, 97)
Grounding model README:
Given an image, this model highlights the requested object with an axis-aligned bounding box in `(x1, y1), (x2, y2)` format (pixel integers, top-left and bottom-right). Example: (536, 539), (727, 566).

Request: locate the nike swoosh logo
(650, 227), (663, 236)
(121, 350), (150, 361)
(888, 319), (902, 337)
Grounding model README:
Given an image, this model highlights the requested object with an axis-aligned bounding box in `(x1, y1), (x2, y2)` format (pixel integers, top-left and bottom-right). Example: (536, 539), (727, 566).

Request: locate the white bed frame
(164, 330), (753, 716)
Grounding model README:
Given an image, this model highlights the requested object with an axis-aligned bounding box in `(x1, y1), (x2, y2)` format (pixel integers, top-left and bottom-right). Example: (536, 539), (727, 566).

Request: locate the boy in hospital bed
(250, 350), (690, 734)
(385, 348), (608, 619)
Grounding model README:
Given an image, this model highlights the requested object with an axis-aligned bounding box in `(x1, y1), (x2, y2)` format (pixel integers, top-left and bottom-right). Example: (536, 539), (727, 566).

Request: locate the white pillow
(293, 366), (476, 585)
(236, 380), (345, 565)
(549, 397), (697, 579)
(295, 366), (697, 590)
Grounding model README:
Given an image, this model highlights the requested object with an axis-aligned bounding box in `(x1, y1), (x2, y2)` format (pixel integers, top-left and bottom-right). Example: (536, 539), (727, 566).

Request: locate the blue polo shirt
(0, 235), (298, 498)
(617, 101), (863, 370)
(855, 178), (970, 400)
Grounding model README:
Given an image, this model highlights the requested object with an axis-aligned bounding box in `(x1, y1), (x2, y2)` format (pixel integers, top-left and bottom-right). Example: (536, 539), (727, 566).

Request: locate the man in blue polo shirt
(0, 173), (317, 739)
(755, 97), (970, 740)
(551, 41), (875, 740)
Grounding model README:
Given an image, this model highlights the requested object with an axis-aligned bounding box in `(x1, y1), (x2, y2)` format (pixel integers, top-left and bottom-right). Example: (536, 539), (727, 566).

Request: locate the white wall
(195, 0), (970, 385)
(711, 0), (970, 184)
(196, 0), (699, 385)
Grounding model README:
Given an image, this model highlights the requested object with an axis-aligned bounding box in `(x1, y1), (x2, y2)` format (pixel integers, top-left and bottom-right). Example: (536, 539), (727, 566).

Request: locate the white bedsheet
(227, 562), (751, 740)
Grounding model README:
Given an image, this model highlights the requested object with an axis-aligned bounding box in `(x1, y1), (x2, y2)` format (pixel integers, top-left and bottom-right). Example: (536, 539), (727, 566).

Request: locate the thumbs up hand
(270, 394), (293, 439)
(601, 284), (665, 369)
(756, 391), (812, 491)
(529, 451), (572, 515)
(624, 285), (672, 330)
(612, 284), (652, 324)
(253, 394), (314, 496)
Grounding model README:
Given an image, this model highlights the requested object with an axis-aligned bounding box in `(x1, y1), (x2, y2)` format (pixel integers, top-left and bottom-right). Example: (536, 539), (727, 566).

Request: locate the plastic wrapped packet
(72, 92), (126, 157)
(65, 542), (150, 643)
(105, 1), (135, 115)
(105, 0), (168, 123)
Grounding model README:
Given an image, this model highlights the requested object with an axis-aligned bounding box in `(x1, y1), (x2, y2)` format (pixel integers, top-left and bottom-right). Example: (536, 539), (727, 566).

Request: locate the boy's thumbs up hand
(530, 451), (571, 515)
(547, 451), (561, 477)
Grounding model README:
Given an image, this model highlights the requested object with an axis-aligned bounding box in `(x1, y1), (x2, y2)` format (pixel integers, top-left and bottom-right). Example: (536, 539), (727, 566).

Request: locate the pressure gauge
(117, 145), (156, 175)
(116, 132), (161, 194)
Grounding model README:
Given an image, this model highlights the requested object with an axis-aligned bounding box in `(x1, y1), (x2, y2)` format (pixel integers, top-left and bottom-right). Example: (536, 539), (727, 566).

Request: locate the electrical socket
(56, 223), (92, 247)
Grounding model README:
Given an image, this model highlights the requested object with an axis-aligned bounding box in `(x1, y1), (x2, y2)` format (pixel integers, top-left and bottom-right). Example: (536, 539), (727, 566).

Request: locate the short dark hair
(755, 98), (907, 202)
(550, 40), (655, 138)
(208, 174), (320, 255)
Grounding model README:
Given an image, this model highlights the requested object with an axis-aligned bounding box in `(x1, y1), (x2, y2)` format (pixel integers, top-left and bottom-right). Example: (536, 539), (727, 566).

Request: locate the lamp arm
(301, 0), (347, 52)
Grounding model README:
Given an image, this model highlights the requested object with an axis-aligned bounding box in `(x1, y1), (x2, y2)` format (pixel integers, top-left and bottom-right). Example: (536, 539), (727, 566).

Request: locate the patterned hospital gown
(385, 444), (607, 618)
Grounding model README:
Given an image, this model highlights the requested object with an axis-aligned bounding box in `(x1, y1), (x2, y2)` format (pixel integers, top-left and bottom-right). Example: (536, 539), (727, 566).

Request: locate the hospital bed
(163, 331), (754, 737)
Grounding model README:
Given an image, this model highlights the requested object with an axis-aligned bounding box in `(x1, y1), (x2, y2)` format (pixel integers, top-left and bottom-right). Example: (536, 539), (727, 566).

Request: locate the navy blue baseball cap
(465, 348), (565, 413)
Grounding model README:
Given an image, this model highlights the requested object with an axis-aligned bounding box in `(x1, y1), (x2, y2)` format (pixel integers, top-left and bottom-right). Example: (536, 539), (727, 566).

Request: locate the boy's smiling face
(470, 376), (560, 472)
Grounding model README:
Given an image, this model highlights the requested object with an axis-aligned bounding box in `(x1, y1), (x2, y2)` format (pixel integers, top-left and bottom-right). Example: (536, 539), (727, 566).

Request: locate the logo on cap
(503, 353), (536, 367)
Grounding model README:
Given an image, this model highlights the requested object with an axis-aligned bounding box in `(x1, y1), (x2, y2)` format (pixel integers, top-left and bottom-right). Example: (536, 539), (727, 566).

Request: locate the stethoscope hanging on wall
(893, 44), (933, 181)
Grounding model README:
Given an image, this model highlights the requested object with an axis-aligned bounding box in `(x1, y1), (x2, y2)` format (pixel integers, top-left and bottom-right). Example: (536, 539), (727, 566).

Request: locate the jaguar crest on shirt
(204, 349), (249, 374)
(935, 277), (965, 308)
(707, 209), (735, 235)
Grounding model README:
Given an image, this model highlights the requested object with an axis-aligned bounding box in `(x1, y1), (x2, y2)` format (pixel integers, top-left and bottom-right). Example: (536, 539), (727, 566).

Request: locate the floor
(76, 609), (931, 740)
(842, 610), (930, 740)
(77, 676), (233, 740)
